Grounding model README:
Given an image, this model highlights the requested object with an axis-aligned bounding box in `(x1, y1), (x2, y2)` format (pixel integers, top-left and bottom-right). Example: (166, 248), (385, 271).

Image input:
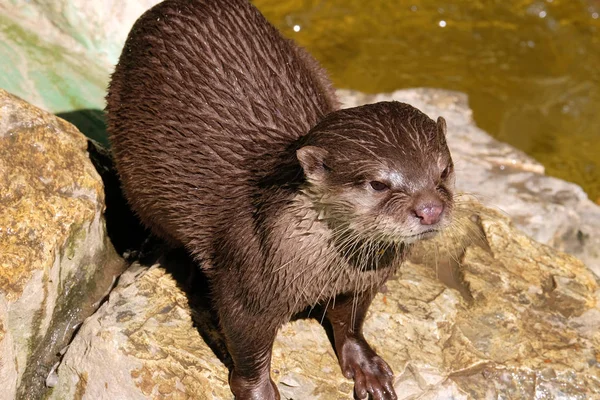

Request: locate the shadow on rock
(56, 109), (109, 147)
(158, 248), (234, 370)
(85, 140), (234, 370)
(86, 140), (151, 256)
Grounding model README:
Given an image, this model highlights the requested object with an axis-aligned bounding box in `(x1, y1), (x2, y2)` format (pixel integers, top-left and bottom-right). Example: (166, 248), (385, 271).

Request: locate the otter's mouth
(403, 229), (439, 243)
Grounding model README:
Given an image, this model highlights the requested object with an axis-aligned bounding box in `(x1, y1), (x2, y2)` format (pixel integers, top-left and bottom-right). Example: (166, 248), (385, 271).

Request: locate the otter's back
(106, 0), (336, 246)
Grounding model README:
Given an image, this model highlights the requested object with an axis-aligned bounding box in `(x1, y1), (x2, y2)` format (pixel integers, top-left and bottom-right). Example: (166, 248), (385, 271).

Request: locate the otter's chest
(272, 235), (402, 314)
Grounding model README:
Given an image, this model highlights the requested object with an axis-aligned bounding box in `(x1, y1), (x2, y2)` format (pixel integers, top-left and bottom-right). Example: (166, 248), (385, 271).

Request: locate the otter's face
(297, 102), (454, 244)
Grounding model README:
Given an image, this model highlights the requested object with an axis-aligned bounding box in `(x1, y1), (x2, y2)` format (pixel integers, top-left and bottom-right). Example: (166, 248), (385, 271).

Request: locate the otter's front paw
(339, 338), (396, 400)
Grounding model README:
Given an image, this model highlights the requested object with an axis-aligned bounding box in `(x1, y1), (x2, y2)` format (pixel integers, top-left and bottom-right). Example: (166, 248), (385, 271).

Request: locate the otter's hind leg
(326, 292), (397, 400)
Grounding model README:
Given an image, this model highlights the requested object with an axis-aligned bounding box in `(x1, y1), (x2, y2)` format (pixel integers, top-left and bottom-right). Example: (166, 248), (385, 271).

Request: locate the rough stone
(0, 89), (124, 399)
(50, 201), (600, 399)
(339, 89), (600, 277)
(0, 0), (160, 113)
(0, 0), (162, 145)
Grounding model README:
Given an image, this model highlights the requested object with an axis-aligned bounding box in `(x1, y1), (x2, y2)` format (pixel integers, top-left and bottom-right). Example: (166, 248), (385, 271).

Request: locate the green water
(255, 0), (600, 203)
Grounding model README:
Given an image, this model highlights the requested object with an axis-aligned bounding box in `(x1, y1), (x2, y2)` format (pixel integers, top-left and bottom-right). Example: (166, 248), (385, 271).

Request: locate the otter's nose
(414, 202), (444, 225)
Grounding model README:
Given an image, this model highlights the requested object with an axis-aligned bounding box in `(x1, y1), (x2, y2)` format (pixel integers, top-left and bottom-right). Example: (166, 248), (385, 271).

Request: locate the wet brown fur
(106, 0), (454, 399)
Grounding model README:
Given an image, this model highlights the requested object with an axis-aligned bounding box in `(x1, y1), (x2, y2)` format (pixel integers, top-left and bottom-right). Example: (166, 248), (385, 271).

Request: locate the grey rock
(0, 89), (124, 399)
(339, 89), (600, 276)
(49, 202), (600, 399)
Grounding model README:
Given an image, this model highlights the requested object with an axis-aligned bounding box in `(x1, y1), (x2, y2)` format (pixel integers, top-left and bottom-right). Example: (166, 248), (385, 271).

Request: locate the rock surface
(0, 0), (160, 114)
(49, 202), (600, 399)
(0, 89), (123, 399)
(339, 89), (600, 277)
(0, 0), (162, 145)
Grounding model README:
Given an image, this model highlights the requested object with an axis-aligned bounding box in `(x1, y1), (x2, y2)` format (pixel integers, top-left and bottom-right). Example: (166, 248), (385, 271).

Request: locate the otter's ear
(436, 116), (447, 136)
(297, 146), (329, 182)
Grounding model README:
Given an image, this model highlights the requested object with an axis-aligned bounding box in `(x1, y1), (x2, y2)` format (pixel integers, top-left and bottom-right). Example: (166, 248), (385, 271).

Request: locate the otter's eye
(370, 181), (389, 191)
(441, 165), (452, 180)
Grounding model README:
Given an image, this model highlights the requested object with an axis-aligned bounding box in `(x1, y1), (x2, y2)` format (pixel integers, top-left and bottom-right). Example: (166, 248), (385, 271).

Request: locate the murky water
(254, 0), (600, 203)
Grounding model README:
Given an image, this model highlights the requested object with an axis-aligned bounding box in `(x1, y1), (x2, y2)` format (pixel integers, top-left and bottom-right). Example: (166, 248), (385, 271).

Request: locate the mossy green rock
(0, 0), (161, 144)
(0, 89), (123, 399)
(0, 0), (162, 107)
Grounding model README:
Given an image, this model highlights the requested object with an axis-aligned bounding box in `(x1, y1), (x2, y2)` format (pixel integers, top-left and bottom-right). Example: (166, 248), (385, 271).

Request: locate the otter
(105, 0), (455, 399)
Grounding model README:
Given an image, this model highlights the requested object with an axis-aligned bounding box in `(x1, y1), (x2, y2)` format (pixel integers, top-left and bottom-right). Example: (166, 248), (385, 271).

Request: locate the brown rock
(0, 89), (124, 399)
(50, 202), (600, 399)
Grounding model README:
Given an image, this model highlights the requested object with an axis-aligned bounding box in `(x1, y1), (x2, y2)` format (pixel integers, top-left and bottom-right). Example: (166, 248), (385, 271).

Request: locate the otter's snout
(413, 197), (444, 225)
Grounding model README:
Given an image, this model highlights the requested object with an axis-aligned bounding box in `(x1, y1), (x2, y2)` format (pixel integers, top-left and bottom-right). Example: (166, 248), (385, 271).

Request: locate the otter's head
(297, 101), (454, 245)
